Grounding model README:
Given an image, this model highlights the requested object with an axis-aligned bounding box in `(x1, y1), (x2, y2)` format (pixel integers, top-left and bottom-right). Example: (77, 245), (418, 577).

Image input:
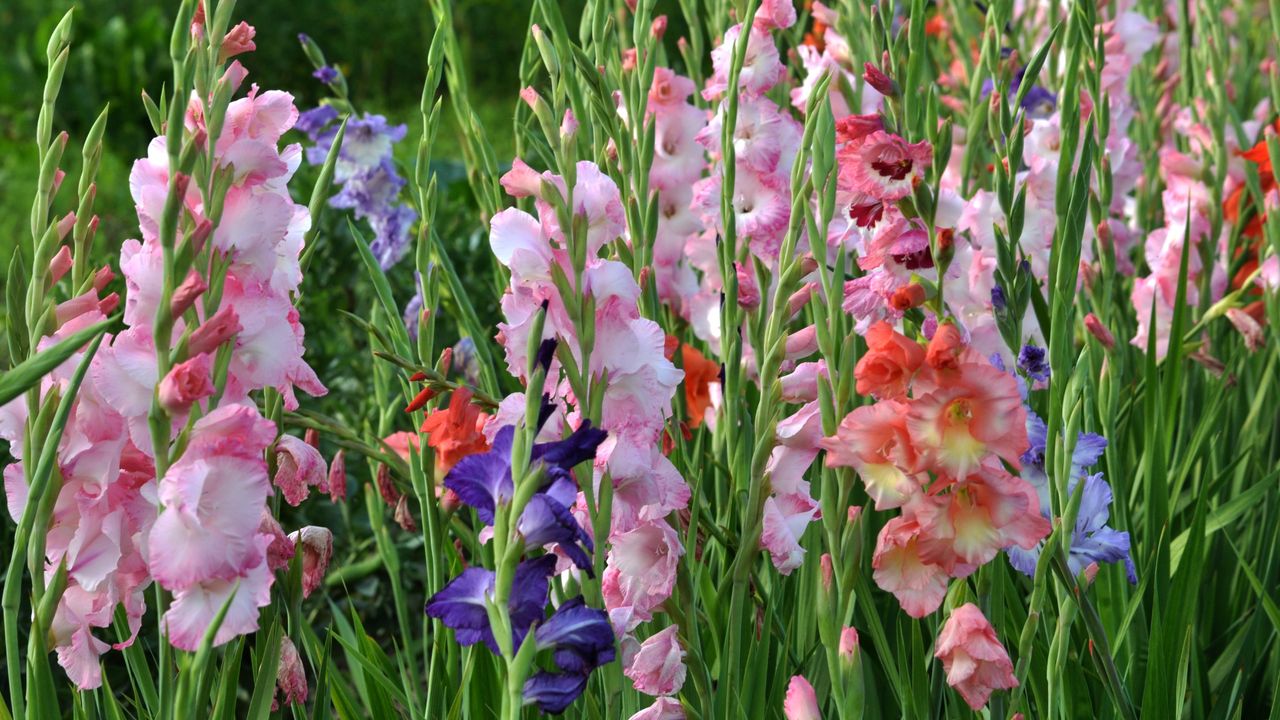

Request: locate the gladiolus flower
(158, 352), (215, 413)
(679, 342), (719, 428)
(623, 625), (685, 696)
(934, 603), (1018, 710)
(421, 388), (490, 473)
(854, 322), (924, 399)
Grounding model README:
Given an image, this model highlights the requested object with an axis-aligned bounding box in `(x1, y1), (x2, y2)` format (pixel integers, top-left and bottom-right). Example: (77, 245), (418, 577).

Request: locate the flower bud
(48, 245), (72, 285)
(560, 108), (579, 143)
(170, 269), (208, 318)
(783, 676), (821, 720)
(838, 626), (860, 663)
(92, 264), (114, 292)
(785, 325), (819, 361)
(926, 323), (964, 370)
(820, 553), (834, 592)
(1083, 312), (1116, 349)
(188, 304), (241, 355)
(787, 282), (816, 317)
(219, 21), (257, 62)
(304, 428), (321, 449)
(889, 283), (926, 311)
(863, 54), (899, 97)
(327, 450), (347, 502)
(158, 352), (215, 413)
(651, 15), (668, 40)
(623, 48), (638, 72)
(376, 463), (401, 505)
(56, 211), (76, 241)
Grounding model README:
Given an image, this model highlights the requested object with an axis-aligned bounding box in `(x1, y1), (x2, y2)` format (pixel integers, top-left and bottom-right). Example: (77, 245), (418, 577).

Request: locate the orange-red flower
(680, 342), (720, 428)
(854, 321), (925, 399)
(420, 388), (490, 473)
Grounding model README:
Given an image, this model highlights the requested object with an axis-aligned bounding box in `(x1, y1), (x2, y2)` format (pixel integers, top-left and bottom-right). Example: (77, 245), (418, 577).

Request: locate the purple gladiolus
(424, 555), (557, 653)
(534, 597), (616, 673)
(522, 671), (589, 714)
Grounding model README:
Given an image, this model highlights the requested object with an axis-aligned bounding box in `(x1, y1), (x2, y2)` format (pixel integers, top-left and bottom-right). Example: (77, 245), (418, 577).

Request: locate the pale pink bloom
(537, 161), (628, 256)
(703, 24), (784, 101)
(274, 635), (308, 709)
(780, 361), (828, 403)
(623, 625), (686, 696)
(822, 400), (922, 510)
(289, 526), (334, 598)
(934, 603), (1018, 710)
(1130, 275), (1175, 359)
(651, 103), (709, 193)
(698, 97), (802, 177)
(602, 520), (684, 632)
(783, 675), (821, 719)
(158, 352), (215, 413)
(607, 449), (691, 536)
(163, 534), (275, 651)
(735, 170), (792, 260)
(839, 131), (932, 201)
(753, 0), (797, 29)
(648, 67), (697, 108)
(629, 698), (686, 720)
(222, 277), (326, 409)
(761, 490), (821, 574)
(767, 401), (825, 494)
(274, 434), (328, 506)
(872, 516), (950, 617)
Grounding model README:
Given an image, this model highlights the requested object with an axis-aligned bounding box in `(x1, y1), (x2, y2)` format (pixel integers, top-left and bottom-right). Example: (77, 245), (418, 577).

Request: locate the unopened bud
(560, 108), (579, 142)
(170, 269), (208, 318)
(787, 283), (816, 316)
(48, 245), (72, 284)
(438, 347), (454, 377)
(651, 15), (668, 40)
(889, 283), (926, 311)
(97, 292), (120, 316)
(863, 59), (899, 97)
(92, 265), (114, 292)
(188, 304), (241, 355)
(56, 211), (76, 240)
(305, 428), (321, 449)
(327, 450), (347, 502)
(1083, 313), (1116, 349)
(838, 626), (860, 662)
(622, 48), (638, 72)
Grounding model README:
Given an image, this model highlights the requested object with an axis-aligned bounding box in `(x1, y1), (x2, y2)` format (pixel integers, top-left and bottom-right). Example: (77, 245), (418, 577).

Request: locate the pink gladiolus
(839, 626), (860, 661)
(219, 21), (256, 62)
(934, 603), (1018, 710)
(839, 131), (931, 201)
(623, 625), (686, 696)
(783, 675), (821, 720)
(872, 516), (950, 617)
(327, 449), (347, 502)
